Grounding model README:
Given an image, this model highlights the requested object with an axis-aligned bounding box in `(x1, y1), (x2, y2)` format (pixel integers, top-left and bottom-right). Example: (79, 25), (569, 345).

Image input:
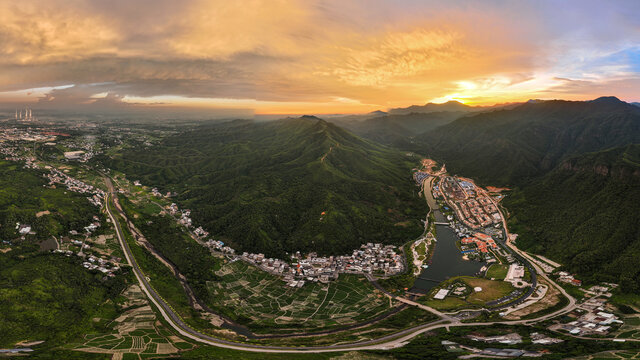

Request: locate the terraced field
(75, 285), (193, 359)
(208, 260), (391, 332)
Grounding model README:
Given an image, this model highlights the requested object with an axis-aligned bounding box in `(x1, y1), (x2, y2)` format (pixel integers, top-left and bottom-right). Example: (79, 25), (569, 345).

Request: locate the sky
(0, 0), (639, 115)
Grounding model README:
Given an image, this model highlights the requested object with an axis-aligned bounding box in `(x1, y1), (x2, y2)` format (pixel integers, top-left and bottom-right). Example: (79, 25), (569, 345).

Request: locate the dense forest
(419, 97), (640, 185)
(0, 243), (130, 349)
(102, 116), (425, 257)
(505, 145), (640, 292)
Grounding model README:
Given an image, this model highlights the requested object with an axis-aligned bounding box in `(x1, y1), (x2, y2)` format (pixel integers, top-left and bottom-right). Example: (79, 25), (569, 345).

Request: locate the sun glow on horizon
(0, 1), (638, 113)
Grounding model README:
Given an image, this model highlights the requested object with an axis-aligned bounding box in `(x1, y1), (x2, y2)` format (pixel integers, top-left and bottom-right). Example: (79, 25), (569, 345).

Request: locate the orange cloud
(0, 0), (638, 112)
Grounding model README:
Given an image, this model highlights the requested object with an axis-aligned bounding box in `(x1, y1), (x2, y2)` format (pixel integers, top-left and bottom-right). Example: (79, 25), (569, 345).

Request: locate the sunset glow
(0, 0), (638, 115)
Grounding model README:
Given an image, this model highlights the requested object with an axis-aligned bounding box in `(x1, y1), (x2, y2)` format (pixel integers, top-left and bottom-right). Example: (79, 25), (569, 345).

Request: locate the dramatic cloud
(0, 0), (638, 114)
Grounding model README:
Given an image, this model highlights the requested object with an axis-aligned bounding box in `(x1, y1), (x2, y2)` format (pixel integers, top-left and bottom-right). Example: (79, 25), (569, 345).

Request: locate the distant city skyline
(0, 0), (639, 115)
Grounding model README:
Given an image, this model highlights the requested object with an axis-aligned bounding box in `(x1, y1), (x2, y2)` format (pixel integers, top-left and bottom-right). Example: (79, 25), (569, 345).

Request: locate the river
(412, 178), (485, 293)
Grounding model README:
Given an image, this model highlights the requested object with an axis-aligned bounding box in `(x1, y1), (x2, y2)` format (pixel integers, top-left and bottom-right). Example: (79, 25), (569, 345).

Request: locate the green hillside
(332, 111), (465, 147)
(505, 145), (640, 292)
(420, 97), (640, 185)
(0, 244), (129, 349)
(102, 116), (424, 257)
(0, 160), (96, 240)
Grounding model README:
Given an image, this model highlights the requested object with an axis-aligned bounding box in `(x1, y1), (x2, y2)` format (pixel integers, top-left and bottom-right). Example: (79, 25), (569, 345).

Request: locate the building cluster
(64, 150), (87, 161)
(0, 127), (54, 143)
(235, 243), (404, 287)
(80, 254), (120, 276)
(54, 249), (120, 278)
(442, 340), (546, 357)
(151, 187), (173, 198)
(437, 176), (502, 229)
(16, 223), (35, 236)
(504, 263), (526, 286)
(556, 271), (582, 286)
(560, 297), (623, 335)
(412, 171), (430, 185)
(460, 232), (499, 254)
(177, 208), (192, 227)
(530, 332), (564, 344)
(45, 168), (105, 207)
(467, 332), (522, 345)
(205, 239), (236, 255)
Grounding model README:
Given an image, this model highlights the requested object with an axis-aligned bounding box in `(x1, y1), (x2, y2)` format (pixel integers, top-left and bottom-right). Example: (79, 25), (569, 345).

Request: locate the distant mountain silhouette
(419, 97), (640, 184)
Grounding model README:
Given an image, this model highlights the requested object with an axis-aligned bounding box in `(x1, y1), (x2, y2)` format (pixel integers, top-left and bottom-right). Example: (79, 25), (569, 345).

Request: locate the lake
(412, 194), (486, 293)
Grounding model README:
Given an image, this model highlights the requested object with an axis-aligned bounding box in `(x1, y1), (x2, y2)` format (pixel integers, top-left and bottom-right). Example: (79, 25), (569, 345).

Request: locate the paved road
(103, 176), (621, 353)
(490, 194), (578, 318)
(104, 177), (455, 352)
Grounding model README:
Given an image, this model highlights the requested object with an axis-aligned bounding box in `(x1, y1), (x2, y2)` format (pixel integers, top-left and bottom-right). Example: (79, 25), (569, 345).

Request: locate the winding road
(102, 174), (623, 354)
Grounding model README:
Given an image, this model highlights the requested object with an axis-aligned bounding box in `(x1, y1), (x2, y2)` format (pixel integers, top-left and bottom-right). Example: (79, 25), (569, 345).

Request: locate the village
(135, 183), (406, 287)
(435, 176), (503, 229)
(0, 129), (121, 279)
(551, 283), (624, 336)
(236, 242), (404, 287)
(45, 167), (106, 207)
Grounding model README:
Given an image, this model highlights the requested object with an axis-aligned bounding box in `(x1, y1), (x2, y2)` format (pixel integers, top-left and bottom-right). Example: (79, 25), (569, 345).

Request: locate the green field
(208, 260), (390, 332)
(419, 276), (515, 311)
(75, 285), (192, 358)
(485, 264), (508, 280)
(415, 241), (427, 262)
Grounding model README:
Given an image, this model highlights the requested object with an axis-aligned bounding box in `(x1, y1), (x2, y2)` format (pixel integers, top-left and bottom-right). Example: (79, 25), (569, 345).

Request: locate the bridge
(434, 222), (450, 226)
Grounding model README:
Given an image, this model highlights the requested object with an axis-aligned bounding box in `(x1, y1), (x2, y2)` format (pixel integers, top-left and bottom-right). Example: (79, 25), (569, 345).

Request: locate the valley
(0, 100), (638, 359)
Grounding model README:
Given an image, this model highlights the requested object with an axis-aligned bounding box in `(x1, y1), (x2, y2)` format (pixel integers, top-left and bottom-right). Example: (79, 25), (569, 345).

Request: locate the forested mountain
(389, 100), (479, 115)
(505, 145), (640, 292)
(410, 98), (640, 291)
(420, 97), (640, 185)
(331, 111), (465, 147)
(102, 116), (425, 257)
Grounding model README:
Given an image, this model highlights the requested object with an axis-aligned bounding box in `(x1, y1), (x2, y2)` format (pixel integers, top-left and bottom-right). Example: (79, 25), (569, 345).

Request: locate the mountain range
(407, 96), (640, 291)
(419, 96), (640, 185)
(102, 116), (425, 257)
(103, 96), (640, 291)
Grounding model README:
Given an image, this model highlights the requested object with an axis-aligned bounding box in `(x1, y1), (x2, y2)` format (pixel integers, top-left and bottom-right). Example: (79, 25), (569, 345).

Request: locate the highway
(102, 175), (619, 354)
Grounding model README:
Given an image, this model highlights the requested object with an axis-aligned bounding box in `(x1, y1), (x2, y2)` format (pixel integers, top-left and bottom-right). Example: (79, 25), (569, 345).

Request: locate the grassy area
(415, 241), (427, 262)
(418, 276), (515, 311)
(463, 277), (515, 305)
(208, 260), (390, 332)
(485, 264), (508, 280)
(421, 296), (471, 311)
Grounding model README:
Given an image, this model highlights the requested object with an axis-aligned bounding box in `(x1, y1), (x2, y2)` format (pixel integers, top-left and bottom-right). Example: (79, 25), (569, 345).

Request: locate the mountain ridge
(101, 116), (425, 257)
